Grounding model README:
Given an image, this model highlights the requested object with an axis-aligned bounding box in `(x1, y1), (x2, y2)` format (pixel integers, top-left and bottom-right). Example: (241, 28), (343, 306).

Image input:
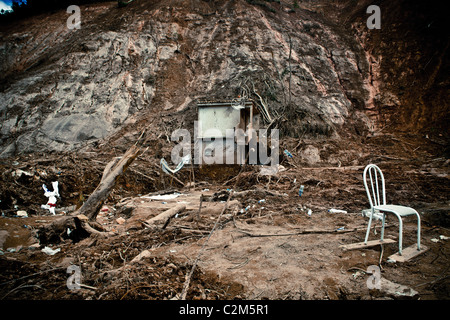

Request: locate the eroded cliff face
(2, 0), (445, 157)
(321, 0), (449, 140)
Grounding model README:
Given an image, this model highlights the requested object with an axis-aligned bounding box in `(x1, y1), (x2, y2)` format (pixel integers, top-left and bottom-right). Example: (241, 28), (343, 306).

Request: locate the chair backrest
(363, 164), (386, 208)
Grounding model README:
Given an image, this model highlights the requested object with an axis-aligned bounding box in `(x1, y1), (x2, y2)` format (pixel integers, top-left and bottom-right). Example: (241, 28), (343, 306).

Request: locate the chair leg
(415, 212), (421, 251)
(397, 215), (403, 255)
(380, 212), (386, 241)
(364, 212), (374, 244)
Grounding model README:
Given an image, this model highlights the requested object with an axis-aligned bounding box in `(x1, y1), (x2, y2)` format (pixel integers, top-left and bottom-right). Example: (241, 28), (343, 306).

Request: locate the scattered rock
(370, 278), (419, 300)
(300, 145), (321, 165)
(0, 230), (9, 248)
(116, 217), (126, 225)
(16, 210), (28, 217)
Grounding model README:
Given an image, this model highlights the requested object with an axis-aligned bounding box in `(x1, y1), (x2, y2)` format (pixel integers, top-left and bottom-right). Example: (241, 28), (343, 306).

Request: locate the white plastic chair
(363, 164), (421, 255)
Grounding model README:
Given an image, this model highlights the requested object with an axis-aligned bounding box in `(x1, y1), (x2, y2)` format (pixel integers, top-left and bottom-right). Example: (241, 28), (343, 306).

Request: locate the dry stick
(179, 191), (234, 299)
(378, 244), (384, 269)
(0, 267), (64, 287)
(179, 160), (248, 300)
(1, 284), (43, 300)
(195, 194), (204, 228)
(165, 170), (185, 187)
(120, 283), (172, 300)
(288, 33), (292, 108)
(235, 226), (368, 237)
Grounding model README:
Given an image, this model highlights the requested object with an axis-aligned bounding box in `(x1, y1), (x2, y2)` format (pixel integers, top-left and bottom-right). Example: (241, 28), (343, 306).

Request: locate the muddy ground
(0, 130), (449, 300)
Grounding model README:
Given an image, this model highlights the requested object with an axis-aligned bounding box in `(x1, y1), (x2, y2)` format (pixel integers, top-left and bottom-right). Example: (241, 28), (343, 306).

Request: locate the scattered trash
(41, 246), (61, 255)
(28, 243), (40, 250)
(352, 270), (364, 279)
(259, 164), (286, 175)
(362, 209), (383, 220)
(336, 226), (345, 231)
(41, 181), (60, 215)
(298, 185), (304, 197)
(431, 235), (449, 243)
(160, 155), (190, 175)
(329, 208), (347, 214)
(284, 149), (293, 158)
(12, 169), (33, 178)
(202, 188), (210, 192)
(145, 193), (182, 201)
(116, 217), (126, 225)
(16, 210), (28, 217)
(387, 258), (396, 264)
(7, 248), (17, 253)
(307, 209), (312, 216)
(258, 199), (266, 204)
(240, 205), (251, 214)
(56, 205), (77, 214)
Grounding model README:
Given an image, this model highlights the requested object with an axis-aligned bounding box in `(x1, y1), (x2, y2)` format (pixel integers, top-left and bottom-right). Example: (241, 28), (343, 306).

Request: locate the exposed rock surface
(1, 0), (447, 158)
(0, 0), (376, 156)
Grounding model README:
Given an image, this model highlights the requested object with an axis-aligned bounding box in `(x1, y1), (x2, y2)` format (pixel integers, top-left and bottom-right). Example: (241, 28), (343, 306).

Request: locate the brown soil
(0, 129), (448, 300)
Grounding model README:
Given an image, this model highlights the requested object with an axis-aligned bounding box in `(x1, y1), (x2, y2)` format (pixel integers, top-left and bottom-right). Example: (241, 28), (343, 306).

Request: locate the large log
(38, 144), (142, 243)
(81, 145), (141, 221)
(143, 204), (186, 228)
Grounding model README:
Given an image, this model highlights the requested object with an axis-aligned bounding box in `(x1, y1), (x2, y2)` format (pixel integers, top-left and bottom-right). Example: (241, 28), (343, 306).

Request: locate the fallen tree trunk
(80, 145), (141, 221)
(75, 214), (114, 237)
(38, 144), (142, 244)
(142, 204), (186, 229)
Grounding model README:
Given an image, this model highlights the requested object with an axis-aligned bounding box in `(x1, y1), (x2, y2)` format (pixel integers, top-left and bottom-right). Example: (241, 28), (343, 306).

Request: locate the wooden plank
(299, 166), (365, 171)
(388, 245), (429, 263)
(339, 238), (396, 250)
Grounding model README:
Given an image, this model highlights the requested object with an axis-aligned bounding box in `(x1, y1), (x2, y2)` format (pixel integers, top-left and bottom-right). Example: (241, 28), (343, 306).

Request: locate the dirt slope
(0, 0), (448, 301)
(1, 0), (376, 156)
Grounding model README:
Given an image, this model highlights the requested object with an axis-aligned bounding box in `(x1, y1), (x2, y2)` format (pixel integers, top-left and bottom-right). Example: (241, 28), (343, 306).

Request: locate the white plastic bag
(41, 246), (61, 255)
(328, 208), (347, 214)
(41, 181), (59, 215)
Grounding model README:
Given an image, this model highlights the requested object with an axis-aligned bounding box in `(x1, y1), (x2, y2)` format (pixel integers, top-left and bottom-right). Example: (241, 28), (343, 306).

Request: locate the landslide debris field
(0, 131), (449, 300)
(0, 0), (448, 301)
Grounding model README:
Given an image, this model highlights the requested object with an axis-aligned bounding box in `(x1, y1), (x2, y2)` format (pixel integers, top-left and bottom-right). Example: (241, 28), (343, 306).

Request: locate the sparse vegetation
(245, 0), (277, 13)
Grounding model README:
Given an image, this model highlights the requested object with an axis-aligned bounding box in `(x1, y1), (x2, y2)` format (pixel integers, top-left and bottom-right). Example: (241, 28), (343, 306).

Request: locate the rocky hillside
(1, 1), (449, 302)
(328, 0), (449, 139)
(0, 0), (377, 157)
(0, 0), (448, 158)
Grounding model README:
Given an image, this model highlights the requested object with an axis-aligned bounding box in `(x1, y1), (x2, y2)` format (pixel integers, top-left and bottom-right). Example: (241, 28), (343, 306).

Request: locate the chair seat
(373, 204), (418, 216)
